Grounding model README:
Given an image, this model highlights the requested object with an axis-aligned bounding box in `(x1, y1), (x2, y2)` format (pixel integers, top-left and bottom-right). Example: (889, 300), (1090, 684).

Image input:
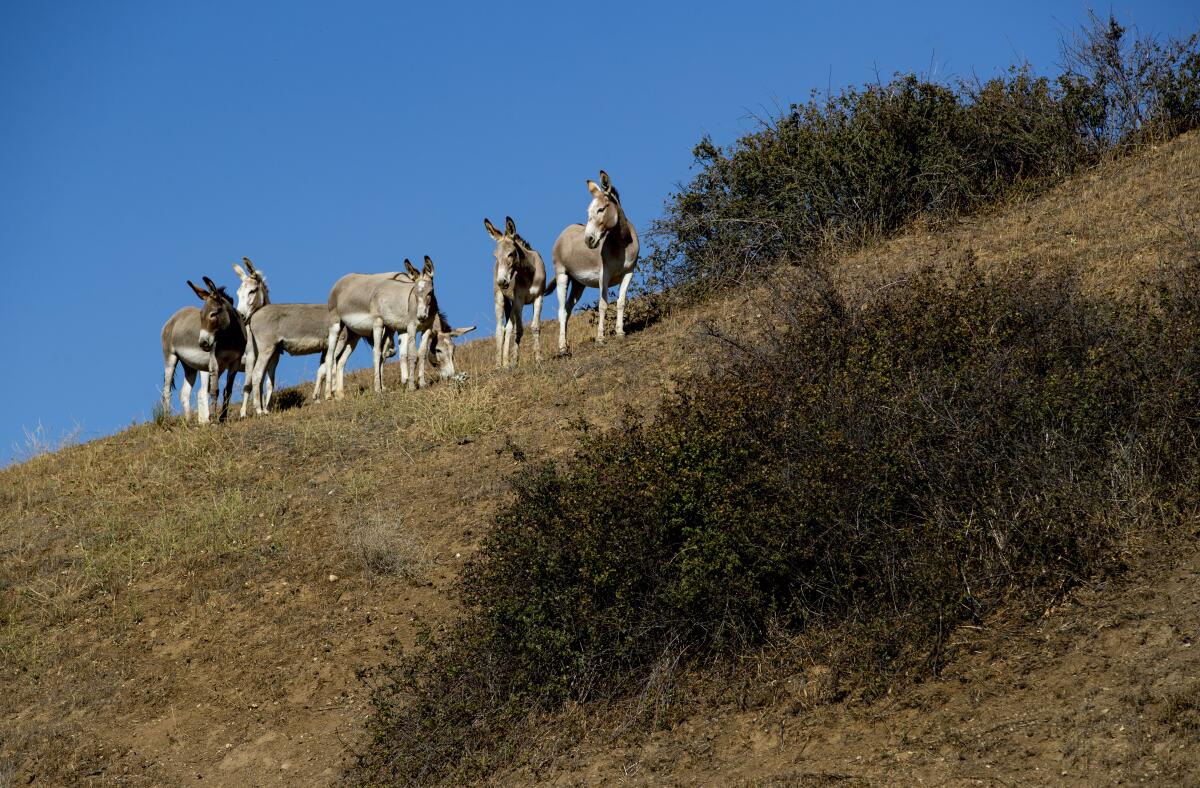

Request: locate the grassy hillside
(1, 128), (1196, 785)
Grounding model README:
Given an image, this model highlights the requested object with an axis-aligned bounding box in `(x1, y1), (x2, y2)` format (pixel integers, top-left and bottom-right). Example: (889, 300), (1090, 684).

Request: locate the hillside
(1, 130), (1198, 786)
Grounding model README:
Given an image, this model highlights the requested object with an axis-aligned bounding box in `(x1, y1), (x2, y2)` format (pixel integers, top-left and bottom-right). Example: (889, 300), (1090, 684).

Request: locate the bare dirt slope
(1, 131), (1198, 787)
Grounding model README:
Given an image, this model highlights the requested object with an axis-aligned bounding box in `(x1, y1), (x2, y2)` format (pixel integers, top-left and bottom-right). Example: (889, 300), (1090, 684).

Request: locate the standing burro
(485, 215), (554, 368)
(551, 169), (639, 355)
(322, 257), (474, 396)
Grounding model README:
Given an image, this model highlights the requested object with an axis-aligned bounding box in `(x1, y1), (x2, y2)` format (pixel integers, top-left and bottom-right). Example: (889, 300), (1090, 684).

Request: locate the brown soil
(1, 131), (1198, 787)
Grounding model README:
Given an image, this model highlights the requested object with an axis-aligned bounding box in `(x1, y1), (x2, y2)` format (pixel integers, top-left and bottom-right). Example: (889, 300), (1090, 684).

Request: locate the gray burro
(485, 215), (554, 368)
(160, 276), (247, 424)
(552, 169), (639, 355)
(323, 257), (474, 397)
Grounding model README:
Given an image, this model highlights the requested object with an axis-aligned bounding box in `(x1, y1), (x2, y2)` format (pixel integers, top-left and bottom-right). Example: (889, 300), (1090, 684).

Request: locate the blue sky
(1, 1), (1197, 462)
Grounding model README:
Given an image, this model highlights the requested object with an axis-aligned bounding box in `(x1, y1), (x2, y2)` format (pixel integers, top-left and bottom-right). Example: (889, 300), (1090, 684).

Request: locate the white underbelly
(340, 312), (376, 336)
(573, 269), (603, 288)
(566, 266), (632, 290)
(177, 347), (211, 369)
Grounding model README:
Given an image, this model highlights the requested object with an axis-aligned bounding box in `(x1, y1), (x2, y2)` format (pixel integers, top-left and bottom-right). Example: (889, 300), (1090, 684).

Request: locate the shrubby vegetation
(358, 258), (1200, 783)
(355, 15), (1200, 784)
(647, 13), (1199, 295)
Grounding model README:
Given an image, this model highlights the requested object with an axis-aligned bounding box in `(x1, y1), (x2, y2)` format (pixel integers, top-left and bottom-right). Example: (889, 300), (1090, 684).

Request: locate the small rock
(328, 574), (338, 582)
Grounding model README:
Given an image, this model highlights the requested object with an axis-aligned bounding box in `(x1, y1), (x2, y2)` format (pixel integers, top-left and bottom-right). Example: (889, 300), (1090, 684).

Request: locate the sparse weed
(410, 379), (509, 443)
(345, 511), (434, 581)
(9, 421), (82, 465)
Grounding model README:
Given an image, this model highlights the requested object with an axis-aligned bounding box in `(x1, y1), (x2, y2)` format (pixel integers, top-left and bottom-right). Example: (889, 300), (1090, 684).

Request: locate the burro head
(403, 256), (437, 323)
(232, 257), (268, 320)
(188, 277), (233, 352)
(583, 169), (620, 249)
(484, 216), (523, 295)
(428, 318), (477, 379)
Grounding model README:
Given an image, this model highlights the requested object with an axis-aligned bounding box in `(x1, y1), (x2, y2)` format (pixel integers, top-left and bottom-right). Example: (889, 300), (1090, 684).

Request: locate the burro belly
(177, 347), (212, 370)
(568, 265), (630, 290)
(340, 312), (378, 336)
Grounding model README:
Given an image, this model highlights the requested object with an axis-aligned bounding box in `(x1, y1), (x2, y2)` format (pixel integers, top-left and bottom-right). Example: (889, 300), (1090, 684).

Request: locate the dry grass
(343, 510), (435, 581)
(0, 277), (704, 784)
(837, 130), (1200, 298)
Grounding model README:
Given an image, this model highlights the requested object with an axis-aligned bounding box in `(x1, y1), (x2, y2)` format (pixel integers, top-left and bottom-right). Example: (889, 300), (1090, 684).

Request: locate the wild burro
(323, 257), (474, 396)
(552, 169), (640, 354)
(234, 258), (395, 416)
(484, 215), (554, 368)
(321, 269), (411, 400)
(160, 276), (247, 424)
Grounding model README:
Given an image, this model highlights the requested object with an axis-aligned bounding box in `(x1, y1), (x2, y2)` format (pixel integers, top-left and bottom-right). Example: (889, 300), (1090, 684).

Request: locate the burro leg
(615, 269), (634, 337)
(531, 294), (544, 361)
(556, 272), (570, 355)
(494, 289), (506, 368)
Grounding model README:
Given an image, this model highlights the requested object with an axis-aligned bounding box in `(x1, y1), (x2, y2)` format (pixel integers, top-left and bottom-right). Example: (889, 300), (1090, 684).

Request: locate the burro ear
(599, 170), (611, 192)
(587, 179), (604, 199)
(187, 280), (209, 301)
(504, 216), (517, 237)
(232, 263), (249, 281)
(242, 256), (257, 276)
(201, 275), (221, 293)
(484, 217), (503, 240)
(449, 325), (476, 338)
(422, 255), (435, 277)
(404, 258), (420, 279)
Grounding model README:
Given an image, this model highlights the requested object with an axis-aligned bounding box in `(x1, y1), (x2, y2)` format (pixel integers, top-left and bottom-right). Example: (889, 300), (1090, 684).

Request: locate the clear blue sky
(2, 1), (1196, 462)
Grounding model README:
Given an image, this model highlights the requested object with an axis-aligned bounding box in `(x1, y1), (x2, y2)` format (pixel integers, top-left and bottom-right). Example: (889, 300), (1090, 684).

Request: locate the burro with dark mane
(485, 215), (553, 367)
(552, 169), (639, 354)
(160, 276), (246, 424)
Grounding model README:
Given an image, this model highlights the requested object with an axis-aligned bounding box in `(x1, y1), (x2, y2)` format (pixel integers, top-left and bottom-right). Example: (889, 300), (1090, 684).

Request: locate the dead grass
(837, 130), (1200, 299)
(343, 510), (435, 581)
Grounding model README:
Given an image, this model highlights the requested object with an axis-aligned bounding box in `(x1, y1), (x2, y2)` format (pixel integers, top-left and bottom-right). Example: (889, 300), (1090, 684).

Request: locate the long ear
(242, 256), (257, 276)
(504, 216), (517, 237)
(449, 325), (476, 338)
(483, 217), (503, 240)
(232, 263), (249, 281)
(202, 276), (220, 293)
(403, 258), (420, 279)
(587, 179), (604, 199)
(187, 280), (210, 301)
(422, 255), (435, 278)
(599, 170), (611, 192)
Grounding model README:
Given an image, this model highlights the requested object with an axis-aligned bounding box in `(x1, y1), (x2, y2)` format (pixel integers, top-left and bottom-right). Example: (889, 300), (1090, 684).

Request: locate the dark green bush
(647, 70), (1079, 294)
(646, 16), (1199, 298)
(355, 259), (1200, 784)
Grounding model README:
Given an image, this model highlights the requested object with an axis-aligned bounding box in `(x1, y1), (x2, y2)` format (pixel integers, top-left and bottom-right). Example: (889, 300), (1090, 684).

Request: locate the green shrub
(355, 259), (1200, 784)
(646, 15), (1199, 299)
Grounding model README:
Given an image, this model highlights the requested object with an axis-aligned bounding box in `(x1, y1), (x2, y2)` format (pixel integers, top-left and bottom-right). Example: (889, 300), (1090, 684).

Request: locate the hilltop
(1, 129), (1198, 786)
